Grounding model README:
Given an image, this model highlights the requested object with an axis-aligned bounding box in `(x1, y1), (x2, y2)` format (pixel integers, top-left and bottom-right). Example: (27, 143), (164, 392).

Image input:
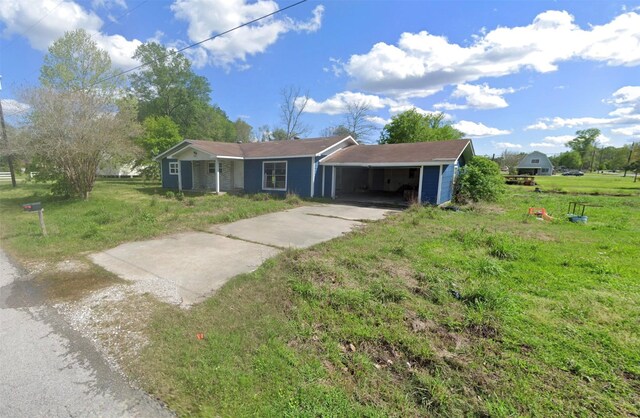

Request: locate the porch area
(185, 159), (244, 193)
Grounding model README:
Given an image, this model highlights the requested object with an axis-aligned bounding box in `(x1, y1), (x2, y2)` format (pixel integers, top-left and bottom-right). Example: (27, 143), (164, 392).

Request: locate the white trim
(436, 164), (443, 204)
(168, 161), (179, 175)
(191, 161), (196, 189)
(320, 161), (455, 167)
(177, 162), (182, 191)
(154, 140), (190, 161)
(215, 159), (220, 194)
(310, 157), (315, 198)
(244, 154), (314, 160)
(331, 166), (336, 199)
(322, 165), (326, 197)
(417, 166), (424, 204)
(314, 136), (358, 156)
(455, 140), (474, 162)
(262, 160), (288, 191)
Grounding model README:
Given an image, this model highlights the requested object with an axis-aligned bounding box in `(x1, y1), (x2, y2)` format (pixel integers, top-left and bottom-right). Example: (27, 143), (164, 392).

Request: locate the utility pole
(623, 142), (635, 177)
(0, 76), (17, 187)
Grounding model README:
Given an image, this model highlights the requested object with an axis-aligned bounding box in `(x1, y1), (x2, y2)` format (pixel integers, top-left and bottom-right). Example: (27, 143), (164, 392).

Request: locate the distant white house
(517, 151), (553, 176)
(97, 161), (142, 178)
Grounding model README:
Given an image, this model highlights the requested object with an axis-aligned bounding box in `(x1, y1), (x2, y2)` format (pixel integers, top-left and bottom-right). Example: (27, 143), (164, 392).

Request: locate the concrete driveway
(91, 204), (395, 306)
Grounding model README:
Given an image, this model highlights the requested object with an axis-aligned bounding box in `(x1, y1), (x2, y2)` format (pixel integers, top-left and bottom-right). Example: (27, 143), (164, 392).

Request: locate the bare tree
(22, 88), (140, 199)
(279, 85), (310, 139)
(344, 101), (376, 141)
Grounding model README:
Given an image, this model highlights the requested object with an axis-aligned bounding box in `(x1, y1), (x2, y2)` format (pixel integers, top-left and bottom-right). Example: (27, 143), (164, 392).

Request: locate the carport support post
(417, 166), (424, 204)
(215, 159), (220, 194)
(178, 162), (182, 191)
(331, 166), (336, 199)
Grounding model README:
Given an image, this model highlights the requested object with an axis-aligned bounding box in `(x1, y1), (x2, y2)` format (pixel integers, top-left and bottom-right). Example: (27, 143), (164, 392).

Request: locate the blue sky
(2, 0), (640, 156)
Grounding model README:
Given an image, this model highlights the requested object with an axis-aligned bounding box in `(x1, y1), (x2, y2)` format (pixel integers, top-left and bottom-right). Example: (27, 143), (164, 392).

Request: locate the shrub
(175, 191), (184, 201)
(285, 192), (302, 205)
(165, 191), (175, 199)
(454, 156), (505, 203)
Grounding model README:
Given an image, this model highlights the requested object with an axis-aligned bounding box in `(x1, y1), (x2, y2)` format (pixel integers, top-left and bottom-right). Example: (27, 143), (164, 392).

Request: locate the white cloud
(171, 0), (324, 69)
(435, 83), (516, 110)
(1, 99), (30, 115)
(92, 0), (127, 9)
(453, 120), (511, 137)
(0, 0), (142, 68)
(526, 86), (640, 132)
(525, 116), (617, 130)
(542, 134), (574, 144)
(344, 10), (640, 98)
(529, 142), (557, 148)
(612, 125), (640, 136)
(365, 116), (390, 126)
(304, 91), (397, 115)
(494, 142), (522, 149)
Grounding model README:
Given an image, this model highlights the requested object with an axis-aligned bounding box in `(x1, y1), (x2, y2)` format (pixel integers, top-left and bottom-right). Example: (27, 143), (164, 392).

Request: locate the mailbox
(22, 202), (42, 212)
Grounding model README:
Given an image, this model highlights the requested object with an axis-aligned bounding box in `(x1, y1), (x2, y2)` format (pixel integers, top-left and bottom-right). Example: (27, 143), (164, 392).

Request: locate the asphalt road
(0, 250), (173, 417)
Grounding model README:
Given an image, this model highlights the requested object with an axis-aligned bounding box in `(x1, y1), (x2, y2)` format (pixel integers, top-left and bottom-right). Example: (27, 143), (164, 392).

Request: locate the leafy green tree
(129, 42), (212, 134)
(380, 109), (463, 144)
(321, 124), (352, 138)
(25, 30), (139, 200)
(566, 128), (600, 169)
(183, 103), (235, 141)
(271, 128), (289, 141)
(454, 157), (505, 203)
(135, 116), (181, 178)
(555, 151), (582, 169)
(40, 29), (122, 92)
(234, 118), (253, 143)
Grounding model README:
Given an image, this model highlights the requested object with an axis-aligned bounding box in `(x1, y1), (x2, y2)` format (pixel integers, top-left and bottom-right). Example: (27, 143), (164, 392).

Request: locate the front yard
(1, 175), (639, 416)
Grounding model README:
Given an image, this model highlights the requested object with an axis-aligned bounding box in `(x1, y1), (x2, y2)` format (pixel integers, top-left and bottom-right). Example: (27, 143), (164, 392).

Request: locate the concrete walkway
(91, 204), (395, 307)
(0, 250), (173, 418)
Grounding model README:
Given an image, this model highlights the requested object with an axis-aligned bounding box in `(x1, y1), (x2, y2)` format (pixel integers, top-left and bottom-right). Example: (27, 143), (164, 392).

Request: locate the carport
(318, 140), (474, 206)
(332, 166), (420, 206)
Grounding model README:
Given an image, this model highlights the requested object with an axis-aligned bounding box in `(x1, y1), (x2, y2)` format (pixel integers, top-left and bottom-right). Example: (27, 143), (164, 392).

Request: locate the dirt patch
(54, 285), (163, 375)
(37, 266), (125, 301)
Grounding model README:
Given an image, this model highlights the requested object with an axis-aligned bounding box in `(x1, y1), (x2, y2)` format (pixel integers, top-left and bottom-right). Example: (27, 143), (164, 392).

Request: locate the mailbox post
(22, 202), (47, 236)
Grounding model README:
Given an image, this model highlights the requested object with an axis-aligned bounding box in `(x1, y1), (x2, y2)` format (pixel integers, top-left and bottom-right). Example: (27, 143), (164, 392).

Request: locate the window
(208, 162), (218, 174)
(169, 162), (179, 175)
(531, 159), (540, 164)
(541, 168), (549, 173)
(263, 161), (287, 190)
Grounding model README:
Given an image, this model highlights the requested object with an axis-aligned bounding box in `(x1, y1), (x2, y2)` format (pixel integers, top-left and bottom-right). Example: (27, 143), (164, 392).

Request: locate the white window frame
(169, 162), (179, 175)
(262, 160), (287, 191)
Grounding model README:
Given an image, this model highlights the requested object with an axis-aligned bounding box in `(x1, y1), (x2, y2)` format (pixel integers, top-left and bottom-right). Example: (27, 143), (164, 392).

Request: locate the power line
(94, 0), (308, 86)
(5, 0), (309, 117)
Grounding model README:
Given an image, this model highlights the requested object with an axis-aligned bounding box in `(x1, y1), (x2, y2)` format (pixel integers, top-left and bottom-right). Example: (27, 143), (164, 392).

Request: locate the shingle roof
(320, 139), (471, 165)
(184, 136), (351, 159)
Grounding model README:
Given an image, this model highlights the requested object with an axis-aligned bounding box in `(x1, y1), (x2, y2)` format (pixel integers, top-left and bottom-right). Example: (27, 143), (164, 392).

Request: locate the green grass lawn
(131, 189), (640, 416)
(532, 172), (640, 196)
(0, 178), (301, 261)
(1, 176), (638, 416)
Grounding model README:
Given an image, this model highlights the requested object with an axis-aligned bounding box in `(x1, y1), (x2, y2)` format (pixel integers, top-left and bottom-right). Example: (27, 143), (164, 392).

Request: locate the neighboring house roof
(319, 139), (472, 166)
(517, 151), (553, 168)
(154, 135), (357, 161)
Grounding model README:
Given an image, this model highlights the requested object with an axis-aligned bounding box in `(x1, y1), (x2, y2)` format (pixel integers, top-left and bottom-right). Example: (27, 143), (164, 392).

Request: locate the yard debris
(196, 333), (205, 340)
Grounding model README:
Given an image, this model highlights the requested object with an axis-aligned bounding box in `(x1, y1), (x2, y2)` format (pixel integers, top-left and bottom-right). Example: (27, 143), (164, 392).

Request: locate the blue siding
(181, 161), (193, 190)
(313, 159), (322, 197)
(438, 164), (454, 204)
(161, 158), (179, 189)
(323, 166), (333, 197)
(160, 159), (192, 190)
(420, 166), (439, 204)
(244, 157), (313, 197)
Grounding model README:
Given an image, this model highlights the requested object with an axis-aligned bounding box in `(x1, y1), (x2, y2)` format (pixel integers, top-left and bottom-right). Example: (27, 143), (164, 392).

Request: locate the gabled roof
(320, 139), (472, 166)
(154, 135), (356, 161)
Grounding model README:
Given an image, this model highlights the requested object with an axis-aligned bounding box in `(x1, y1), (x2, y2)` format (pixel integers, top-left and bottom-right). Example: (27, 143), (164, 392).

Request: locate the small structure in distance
(517, 151), (553, 176)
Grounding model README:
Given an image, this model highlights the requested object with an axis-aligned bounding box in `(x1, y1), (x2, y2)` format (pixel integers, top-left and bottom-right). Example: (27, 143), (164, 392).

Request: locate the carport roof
(320, 139), (472, 166)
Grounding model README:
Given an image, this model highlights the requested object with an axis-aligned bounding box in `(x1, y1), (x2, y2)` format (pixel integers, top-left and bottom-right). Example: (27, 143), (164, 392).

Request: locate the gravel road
(0, 249), (173, 417)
